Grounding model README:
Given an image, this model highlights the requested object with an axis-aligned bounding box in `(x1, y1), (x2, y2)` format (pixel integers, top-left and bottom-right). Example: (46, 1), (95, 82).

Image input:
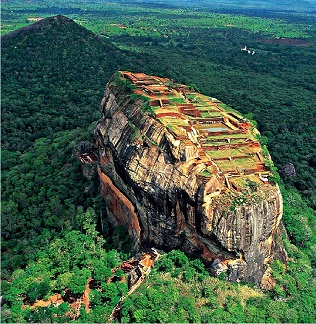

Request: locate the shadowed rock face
(95, 72), (286, 285)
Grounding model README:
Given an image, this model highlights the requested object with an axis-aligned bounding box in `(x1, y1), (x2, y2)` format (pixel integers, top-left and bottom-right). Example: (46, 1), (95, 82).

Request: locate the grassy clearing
(170, 97), (186, 105)
(3, 1), (312, 38)
(207, 148), (246, 159)
(215, 156), (258, 171)
(207, 133), (253, 141)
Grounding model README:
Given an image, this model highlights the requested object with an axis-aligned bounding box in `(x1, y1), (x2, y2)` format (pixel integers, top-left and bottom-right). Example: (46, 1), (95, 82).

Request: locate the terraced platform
(121, 71), (270, 191)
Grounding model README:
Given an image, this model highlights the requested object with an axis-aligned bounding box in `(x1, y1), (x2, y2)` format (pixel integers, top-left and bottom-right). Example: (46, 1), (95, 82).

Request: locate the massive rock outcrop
(95, 71), (286, 285)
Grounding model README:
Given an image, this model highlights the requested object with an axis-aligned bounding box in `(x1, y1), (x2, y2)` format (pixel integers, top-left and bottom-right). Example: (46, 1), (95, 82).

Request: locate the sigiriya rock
(95, 71), (286, 286)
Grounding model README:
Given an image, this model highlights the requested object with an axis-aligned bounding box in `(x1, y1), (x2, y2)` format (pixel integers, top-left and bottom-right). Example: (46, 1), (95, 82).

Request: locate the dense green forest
(1, 1), (316, 322)
(2, 1), (316, 205)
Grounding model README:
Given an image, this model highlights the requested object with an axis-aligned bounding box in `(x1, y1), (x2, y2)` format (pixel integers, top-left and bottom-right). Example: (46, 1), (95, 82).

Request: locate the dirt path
(26, 250), (160, 322)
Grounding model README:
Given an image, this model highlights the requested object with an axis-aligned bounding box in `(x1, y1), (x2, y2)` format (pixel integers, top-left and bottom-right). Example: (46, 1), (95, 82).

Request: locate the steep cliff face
(95, 71), (286, 285)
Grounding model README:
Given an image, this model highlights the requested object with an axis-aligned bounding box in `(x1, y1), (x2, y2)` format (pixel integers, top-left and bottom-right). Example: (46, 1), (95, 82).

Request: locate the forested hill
(1, 15), (74, 42)
(1, 15), (143, 152)
(1, 15), (144, 283)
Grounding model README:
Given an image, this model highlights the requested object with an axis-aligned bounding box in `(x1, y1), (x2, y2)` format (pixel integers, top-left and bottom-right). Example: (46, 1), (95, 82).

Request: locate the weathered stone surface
(95, 72), (286, 285)
(282, 162), (296, 176)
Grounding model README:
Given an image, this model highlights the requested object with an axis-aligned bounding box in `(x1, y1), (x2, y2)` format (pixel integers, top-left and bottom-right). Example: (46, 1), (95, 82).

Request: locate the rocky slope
(95, 71), (286, 286)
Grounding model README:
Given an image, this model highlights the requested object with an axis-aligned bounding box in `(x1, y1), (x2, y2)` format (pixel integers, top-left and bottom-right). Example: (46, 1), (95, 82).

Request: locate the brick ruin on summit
(121, 71), (269, 192)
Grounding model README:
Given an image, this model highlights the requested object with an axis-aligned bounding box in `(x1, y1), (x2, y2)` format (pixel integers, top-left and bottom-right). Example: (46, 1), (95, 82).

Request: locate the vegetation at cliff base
(1, 1), (316, 322)
(119, 249), (315, 323)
